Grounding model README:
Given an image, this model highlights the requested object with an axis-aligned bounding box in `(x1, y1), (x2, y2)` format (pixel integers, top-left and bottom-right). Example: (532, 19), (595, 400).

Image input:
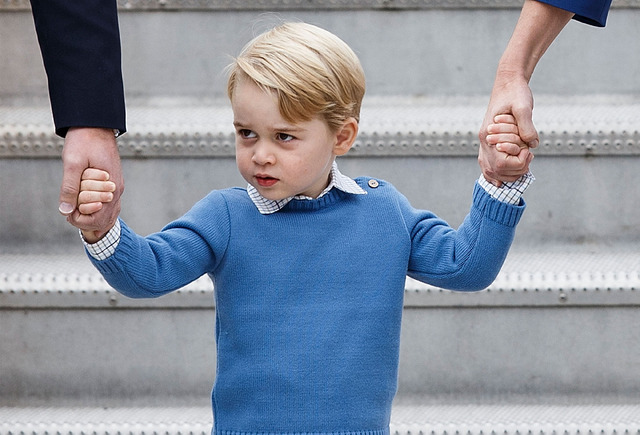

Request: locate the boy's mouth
(255, 175), (278, 187)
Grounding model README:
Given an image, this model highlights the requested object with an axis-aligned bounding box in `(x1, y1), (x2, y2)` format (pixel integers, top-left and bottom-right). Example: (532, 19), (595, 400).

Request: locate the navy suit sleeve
(535, 0), (612, 27)
(30, 0), (126, 137)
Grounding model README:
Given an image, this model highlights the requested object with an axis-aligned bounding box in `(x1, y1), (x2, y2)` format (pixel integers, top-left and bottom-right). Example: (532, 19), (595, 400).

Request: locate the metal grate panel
(1, 404), (640, 435)
(2, 97), (639, 158)
(1, 246), (639, 308)
(391, 403), (640, 435)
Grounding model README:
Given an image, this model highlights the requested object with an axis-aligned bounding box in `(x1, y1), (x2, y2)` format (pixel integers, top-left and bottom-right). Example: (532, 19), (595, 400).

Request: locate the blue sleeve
(403, 183), (525, 292)
(30, 0), (126, 136)
(89, 191), (232, 298)
(535, 0), (612, 27)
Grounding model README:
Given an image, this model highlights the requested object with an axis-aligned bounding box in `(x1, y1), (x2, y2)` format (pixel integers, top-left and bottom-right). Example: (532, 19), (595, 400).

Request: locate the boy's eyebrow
(272, 124), (303, 132)
(233, 120), (303, 132)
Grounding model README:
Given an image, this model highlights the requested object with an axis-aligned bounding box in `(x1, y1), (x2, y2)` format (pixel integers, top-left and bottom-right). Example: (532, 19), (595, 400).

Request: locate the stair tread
(1, 247), (638, 308)
(3, 96), (638, 158)
(2, 95), (640, 134)
(1, 402), (639, 434)
(2, 245), (638, 279)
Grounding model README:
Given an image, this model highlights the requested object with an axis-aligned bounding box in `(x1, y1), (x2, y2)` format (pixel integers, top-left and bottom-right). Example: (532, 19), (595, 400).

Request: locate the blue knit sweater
(89, 177), (525, 435)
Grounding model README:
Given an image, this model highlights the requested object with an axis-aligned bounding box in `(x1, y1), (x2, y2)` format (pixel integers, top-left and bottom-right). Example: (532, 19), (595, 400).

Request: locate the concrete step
(2, 246), (640, 304)
(1, 3), (639, 101)
(3, 95), (640, 158)
(2, 247), (639, 405)
(1, 402), (640, 435)
(1, 95), (639, 249)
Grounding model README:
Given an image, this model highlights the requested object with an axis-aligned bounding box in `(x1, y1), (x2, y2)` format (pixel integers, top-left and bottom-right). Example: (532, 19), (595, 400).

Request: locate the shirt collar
(248, 161), (366, 215)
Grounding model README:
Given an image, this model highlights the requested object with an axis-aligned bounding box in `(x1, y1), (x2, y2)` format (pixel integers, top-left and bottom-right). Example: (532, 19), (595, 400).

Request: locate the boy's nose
(252, 142), (276, 165)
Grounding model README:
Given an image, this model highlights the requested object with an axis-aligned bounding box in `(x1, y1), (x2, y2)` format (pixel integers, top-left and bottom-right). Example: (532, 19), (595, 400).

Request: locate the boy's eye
(276, 133), (294, 142)
(238, 129), (256, 139)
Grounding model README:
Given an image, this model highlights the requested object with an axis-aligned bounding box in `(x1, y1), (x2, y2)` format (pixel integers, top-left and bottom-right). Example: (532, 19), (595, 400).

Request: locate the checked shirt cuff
(80, 219), (121, 261)
(478, 172), (535, 205)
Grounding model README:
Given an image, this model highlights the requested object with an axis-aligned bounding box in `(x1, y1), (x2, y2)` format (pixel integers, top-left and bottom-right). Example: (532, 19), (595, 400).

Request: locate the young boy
(73, 22), (533, 435)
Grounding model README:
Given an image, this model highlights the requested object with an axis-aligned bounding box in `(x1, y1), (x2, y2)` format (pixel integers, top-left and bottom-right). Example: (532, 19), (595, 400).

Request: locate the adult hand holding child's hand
(59, 127), (124, 235)
(479, 109), (535, 186)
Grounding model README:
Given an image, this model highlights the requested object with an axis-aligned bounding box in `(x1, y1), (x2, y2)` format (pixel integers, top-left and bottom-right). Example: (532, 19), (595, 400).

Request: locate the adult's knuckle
(60, 184), (78, 197)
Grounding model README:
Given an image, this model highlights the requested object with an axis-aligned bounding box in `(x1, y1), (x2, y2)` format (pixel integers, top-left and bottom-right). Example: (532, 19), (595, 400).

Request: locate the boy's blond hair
(227, 22), (366, 131)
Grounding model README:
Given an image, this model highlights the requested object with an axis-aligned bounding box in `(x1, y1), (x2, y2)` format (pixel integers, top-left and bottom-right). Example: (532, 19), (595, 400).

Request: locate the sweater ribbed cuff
(472, 182), (525, 227)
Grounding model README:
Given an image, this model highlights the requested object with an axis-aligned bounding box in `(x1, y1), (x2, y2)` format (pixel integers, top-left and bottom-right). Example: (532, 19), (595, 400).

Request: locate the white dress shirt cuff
(478, 172), (535, 205)
(80, 219), (121, 261)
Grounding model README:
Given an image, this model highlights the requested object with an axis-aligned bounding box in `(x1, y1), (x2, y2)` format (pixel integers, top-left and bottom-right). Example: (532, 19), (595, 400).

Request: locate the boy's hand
(480, 114), (533, 184)
(74, 168), (118, 243)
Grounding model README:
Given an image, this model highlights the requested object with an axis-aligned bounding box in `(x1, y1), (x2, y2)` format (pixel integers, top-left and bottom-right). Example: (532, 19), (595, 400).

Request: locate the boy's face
(232, 78), (345, 201)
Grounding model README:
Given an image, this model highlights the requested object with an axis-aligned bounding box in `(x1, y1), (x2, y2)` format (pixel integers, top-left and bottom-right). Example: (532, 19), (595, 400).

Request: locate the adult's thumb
(59, 169), (80, 216)
(514, 111), (539, 148)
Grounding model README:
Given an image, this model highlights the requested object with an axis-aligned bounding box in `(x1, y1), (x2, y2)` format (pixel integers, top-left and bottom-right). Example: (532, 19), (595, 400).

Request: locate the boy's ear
(333, 117), (359, 156)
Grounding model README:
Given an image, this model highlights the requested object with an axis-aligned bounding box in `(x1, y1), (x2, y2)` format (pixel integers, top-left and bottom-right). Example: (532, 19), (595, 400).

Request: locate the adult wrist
(494, 61), (531, 86)
(67, 126), (119, 138)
